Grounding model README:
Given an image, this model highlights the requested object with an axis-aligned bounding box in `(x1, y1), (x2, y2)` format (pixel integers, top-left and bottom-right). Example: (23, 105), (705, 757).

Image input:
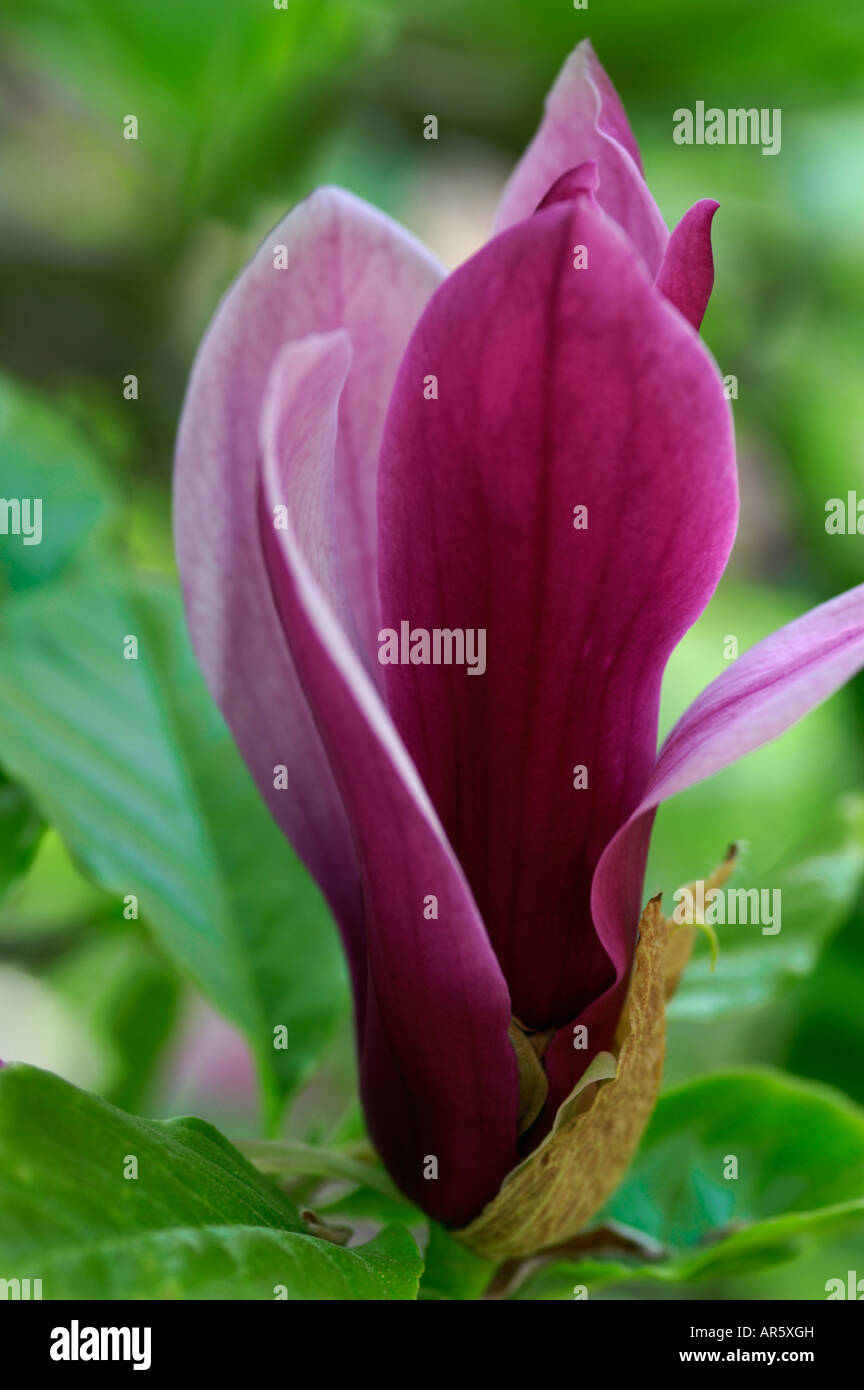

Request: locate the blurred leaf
(0, 567), (349, 1121)
(668, 796), (864, 1021)
(0, 828), (110, 939)
(419, 1222), (494, 1300)
(318, 1184), (422, 1227)
(342, 0), (864, 171)
(0, 1063), (421, 1299)
(2, 0), (379, 234)
(507, 1070), (864, 1298)
(17, 1221), (423, 1301)
(139, 580), (352, 1119)
(0, 1061), (302, 1239)
(652, 581), (862, 899)
(610, 1070), (864, 1244)
(785, 892), (864, 1106)
(51, 932), (180, 1113)
(0, 768), (42, 905)
(700, 1223), (864, 1302)
(0, 374), (120, 594)
(507, 1197), (864, 1298)
(772, 318), (864, 599)
(238, 1139), (400, 1201)
(0, 376), (347, 1115)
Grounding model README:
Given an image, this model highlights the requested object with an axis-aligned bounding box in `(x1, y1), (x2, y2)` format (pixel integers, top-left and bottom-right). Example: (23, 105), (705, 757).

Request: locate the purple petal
(535, 160), (600, 210)
(259, 333), (519, 1225)
(546, 582), (864, 1119)
(493, 39), (668, 274)
(378, 188), (737, 1034)
(655, 199), (719, 330)
(174, 187), (443, 950)
(643, 581), (864, 808)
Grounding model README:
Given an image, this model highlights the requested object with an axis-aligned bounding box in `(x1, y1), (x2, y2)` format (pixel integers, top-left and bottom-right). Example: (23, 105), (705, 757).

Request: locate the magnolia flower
(175, 40), (864, 1257)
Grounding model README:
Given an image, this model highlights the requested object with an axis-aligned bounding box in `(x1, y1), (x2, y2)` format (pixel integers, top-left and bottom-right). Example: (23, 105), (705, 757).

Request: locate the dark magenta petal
(259, 333), (519, 1225)
(494, 40), (668, 274)
(378, 192), (737, 1032)
(655, 199), (719, 330)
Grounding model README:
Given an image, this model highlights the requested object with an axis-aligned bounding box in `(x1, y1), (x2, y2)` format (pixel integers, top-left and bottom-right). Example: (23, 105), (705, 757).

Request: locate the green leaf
(0, 1064), (422, 1300)
(785, 904), (864, 1107)
(0, 374), (119, 595)
(237, 1138), (426, 1234)
(0, 1062), (304, 1249)
(0, 827), (109, 937)
(613, 1069), (864, 1240)
(507, 1070), (864, 1298)
(0, 768), (42, 905)
(51, 932), (180, 1114)
(237, 1139), (401, 1200)
(136, 579), (352, 1119)
(667, 796), (864, 1022)
(419, 1222), (495, 1300)
(20, 1222), (423, 1301)
(318, 1185), (422, 1227)
(2, 0), (378, 235)
(0, 567), (348, 1119)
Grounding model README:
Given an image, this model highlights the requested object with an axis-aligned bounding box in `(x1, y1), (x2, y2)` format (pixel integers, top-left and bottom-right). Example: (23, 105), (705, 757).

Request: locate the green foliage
(1, 0), (380, 234)
(0, 570), (348, 1119)
(508, 1070), (864, 1298)
(419, 1223), (495, 1300)
(52, 932), (181, 1114)
(0, 1064), (421, 1299)
(0, 770), (42, 906)
(1, 0), (864, 1301)
(0, 375), (120, 593)
(784, 900), (864, 1106)
(0, 378), (348, 1122)
(235, 1139), (403, 1200)
(666, 796), (864, 1021)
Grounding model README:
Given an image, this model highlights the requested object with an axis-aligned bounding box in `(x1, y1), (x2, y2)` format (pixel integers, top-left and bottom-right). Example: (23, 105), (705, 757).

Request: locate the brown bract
(457, 847), (738, 1260)
(456, 895), (668, 1260)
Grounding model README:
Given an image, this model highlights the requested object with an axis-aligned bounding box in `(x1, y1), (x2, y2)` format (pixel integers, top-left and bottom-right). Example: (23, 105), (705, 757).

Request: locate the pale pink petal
(174, 188), (443, 946)
(493, 39), (668, 274)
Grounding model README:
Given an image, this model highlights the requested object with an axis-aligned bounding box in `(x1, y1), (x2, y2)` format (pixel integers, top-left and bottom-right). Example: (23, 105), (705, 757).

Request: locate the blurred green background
(1, 0), (863, 1299)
